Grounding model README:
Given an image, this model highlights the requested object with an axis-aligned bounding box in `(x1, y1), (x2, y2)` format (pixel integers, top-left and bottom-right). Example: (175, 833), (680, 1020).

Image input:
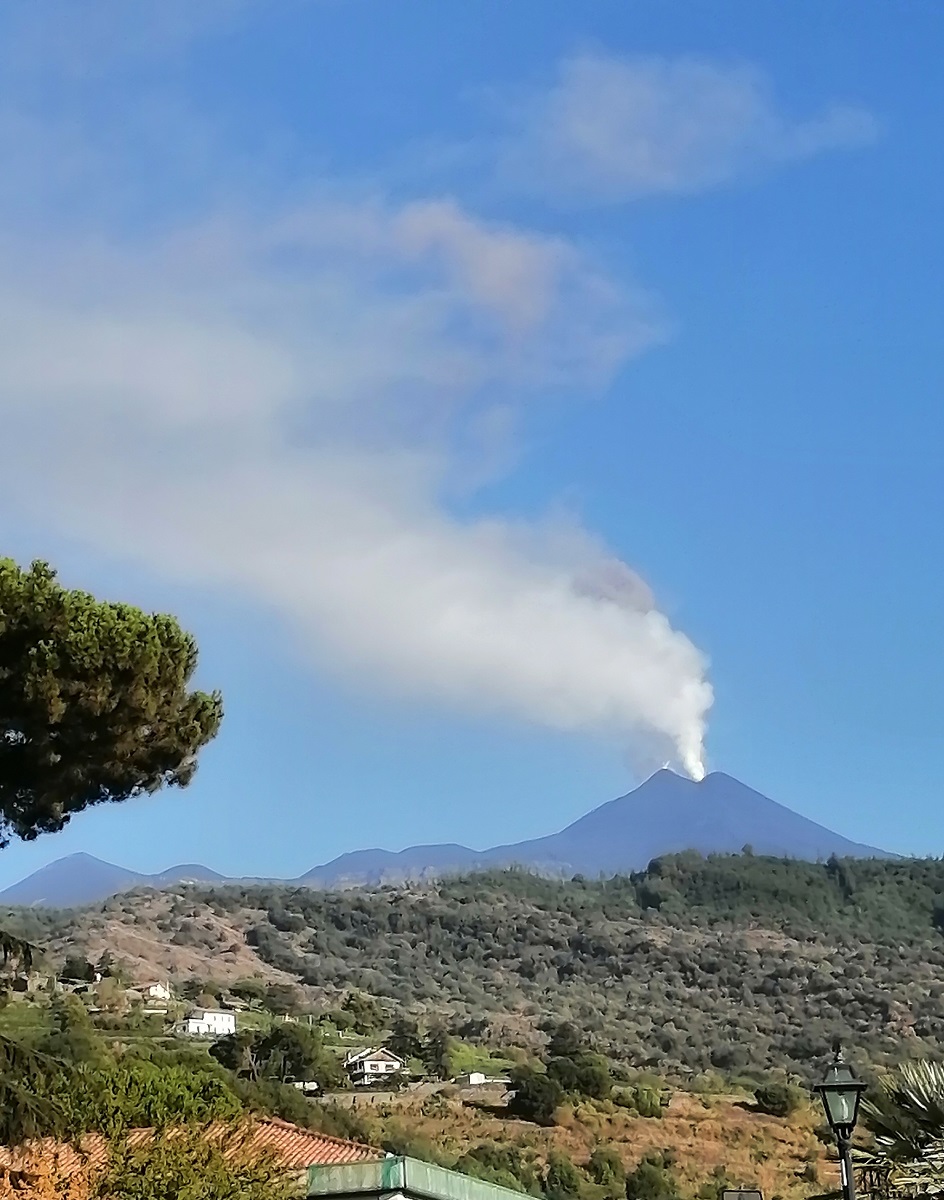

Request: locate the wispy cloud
(0, 190), (712, 780)
(0, 0), (253, 79)
(495, 52), (880, 203)
(0, 19), (883, 782)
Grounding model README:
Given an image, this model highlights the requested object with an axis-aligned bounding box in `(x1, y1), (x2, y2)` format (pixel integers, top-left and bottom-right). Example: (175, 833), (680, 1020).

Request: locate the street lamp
(814, 1046), (867, 1200)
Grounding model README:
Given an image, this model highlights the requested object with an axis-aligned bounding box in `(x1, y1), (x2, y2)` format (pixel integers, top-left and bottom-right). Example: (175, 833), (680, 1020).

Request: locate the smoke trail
(0, 198), (713, 778)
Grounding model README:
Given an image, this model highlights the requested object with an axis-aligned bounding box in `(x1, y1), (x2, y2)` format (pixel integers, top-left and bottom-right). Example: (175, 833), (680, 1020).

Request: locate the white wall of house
(177, 1010), (236, 1037)
(345, 1050), (405, 1084)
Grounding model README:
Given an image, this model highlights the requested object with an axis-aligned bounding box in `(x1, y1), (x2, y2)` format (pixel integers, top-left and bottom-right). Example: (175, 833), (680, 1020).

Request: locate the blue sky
(0, 1), (942, 888)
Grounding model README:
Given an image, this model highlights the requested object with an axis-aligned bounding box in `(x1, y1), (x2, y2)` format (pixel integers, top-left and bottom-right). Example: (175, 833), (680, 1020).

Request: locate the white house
(175, 1009), (236, 1038)
(344, 1047), (405, 1086)
(143, 981), (173, 1002)
(453, 1072), (510, 1088)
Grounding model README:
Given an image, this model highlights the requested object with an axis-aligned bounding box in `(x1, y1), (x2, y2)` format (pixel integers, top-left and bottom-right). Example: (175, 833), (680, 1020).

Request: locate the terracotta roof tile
(238, 1118), (381, 1170)
(0, 1118), (380, 1176)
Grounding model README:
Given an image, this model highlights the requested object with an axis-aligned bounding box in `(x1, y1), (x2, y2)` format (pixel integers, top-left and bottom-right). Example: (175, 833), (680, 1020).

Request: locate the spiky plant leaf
(863, 1060), (944, 1165)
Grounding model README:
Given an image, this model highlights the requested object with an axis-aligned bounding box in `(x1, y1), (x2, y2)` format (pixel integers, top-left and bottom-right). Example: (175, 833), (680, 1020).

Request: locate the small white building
(175, 1009), (236, 1038)
(292, 1080), (321, 1094)
(143, 981), (173, 1002)
(453, 1072), (510, 1088)
(344, 1047), (405, 1086)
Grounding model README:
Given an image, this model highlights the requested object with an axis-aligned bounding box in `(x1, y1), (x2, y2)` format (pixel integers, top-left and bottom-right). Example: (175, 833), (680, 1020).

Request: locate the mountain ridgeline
(0, 770), (889, 907)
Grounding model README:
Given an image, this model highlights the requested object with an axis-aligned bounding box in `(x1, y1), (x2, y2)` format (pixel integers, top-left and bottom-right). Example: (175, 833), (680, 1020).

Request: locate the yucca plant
(859, 1060), (944, 1195)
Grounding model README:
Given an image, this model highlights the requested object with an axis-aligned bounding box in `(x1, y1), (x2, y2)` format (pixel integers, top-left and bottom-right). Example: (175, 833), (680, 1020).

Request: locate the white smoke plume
(0, 196), (712, 779)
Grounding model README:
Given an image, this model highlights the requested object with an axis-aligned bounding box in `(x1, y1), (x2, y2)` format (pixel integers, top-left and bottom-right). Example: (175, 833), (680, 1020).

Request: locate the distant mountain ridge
(0, 854), (228, 908)
(0, 770), (890, 908)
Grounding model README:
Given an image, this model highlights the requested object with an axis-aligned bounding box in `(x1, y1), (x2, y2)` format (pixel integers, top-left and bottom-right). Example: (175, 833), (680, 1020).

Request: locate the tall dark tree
(0, 932), (69, 1145)
(59, 953), (95, 983)
(507, 1066), (564, 1126)
(209, 1030), (264, 1080)
(547, 1021), (587, 1058)
(422, 1024), (454, 1080)
(0, 557), (222, 845)
(0, 557), (222, 1144)
(263, 982), (301, 1016)
(230, 978), (267, 1008)
(342, 990), (384, 1035)
(388, 1016), (424, 1063)
(211, 1025), (344, 1091)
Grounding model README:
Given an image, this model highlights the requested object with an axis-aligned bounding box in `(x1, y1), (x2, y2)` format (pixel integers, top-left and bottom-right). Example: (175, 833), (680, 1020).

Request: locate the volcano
(0, 770), (890, 907)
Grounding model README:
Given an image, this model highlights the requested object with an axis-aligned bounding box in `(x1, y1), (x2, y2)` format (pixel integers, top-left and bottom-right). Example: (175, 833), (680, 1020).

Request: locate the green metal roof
(307, 1157), (527, 1200)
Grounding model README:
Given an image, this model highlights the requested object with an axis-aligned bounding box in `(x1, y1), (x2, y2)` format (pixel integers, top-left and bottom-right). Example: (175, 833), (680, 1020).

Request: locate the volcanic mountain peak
(0, 769), (890, 907)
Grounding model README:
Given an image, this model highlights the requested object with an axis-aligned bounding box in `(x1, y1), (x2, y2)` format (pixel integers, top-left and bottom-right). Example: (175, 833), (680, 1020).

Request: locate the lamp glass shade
(818, 1062), (864, 1133)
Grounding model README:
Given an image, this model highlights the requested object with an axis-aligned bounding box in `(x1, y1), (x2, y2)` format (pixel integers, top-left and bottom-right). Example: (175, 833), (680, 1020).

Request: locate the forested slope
(8, 853), (944, 1079)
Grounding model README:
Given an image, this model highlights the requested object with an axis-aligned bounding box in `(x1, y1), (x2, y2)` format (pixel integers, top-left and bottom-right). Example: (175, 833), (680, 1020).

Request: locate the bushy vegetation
(194, 855), (944, 1076)
(625, 1151), (681, 1200)
(0, 987), (373, 1149)
(11, 853), (944, 1080)
(508, 1023), (617, 1126)
(0, 1124), (297, 1200)
(753, 1081), (804, 1118)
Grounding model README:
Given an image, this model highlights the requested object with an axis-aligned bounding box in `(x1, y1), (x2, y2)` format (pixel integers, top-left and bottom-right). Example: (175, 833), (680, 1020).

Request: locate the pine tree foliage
(0, 558), (222, 847)
(0, 929), (63, 1146)
(0, 1037), (67, 1147)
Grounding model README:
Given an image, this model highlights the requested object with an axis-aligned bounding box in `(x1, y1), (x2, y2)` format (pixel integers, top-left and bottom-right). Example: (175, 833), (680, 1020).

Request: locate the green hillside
(7, 852), (944, 1080)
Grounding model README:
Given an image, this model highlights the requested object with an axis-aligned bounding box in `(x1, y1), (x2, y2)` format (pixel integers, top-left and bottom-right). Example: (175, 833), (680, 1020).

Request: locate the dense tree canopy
(97, 1123), (295, 1200)
(209, 1025), (345, 1091)
(0, 558), (222, 846)
(0, 1126), (296, 1200)
(140, 854), (944, 1079)
(507, 1067), (564, 1126)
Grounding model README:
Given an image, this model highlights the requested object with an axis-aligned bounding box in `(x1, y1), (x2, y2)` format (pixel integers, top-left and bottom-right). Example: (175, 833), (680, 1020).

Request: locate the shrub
(754, 1081), (804, 1118)
(614, 1084), (663, 1118)
(544, 1152), (584, 1200)
(96, 1122), (295, 1200)
(588, 1146), (626, 1197)
(456, 1143), (541, 1194)
(547, 1052), (612, 1101)
(507, 1068), (564, 1126)
(625, 1152), (680, 1200)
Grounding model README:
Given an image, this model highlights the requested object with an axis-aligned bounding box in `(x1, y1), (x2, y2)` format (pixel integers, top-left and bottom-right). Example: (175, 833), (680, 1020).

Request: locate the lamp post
(814, 1046), (867, 1200)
